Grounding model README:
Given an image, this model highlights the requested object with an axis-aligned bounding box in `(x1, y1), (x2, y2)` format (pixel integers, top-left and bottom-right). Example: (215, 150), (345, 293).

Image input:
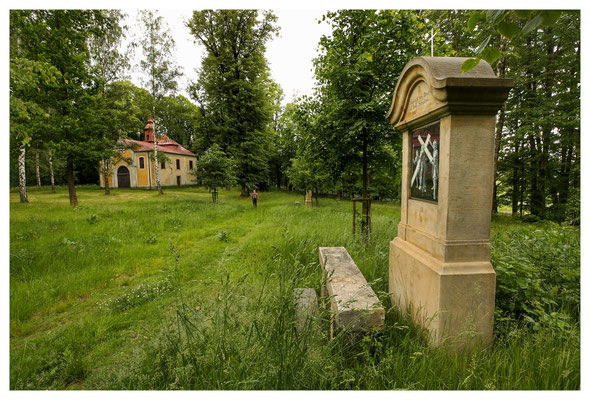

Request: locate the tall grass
(10, 186), (579, 389)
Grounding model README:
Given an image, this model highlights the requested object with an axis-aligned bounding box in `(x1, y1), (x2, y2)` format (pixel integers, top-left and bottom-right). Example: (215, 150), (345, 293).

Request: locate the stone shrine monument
(386, 57), (513, 349)
(305, 190), (313, 207)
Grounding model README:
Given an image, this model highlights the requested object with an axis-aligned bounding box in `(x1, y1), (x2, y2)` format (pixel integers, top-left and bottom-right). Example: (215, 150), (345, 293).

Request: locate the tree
(193, 144), (237, 203)
(157, 94), (203, 149)
(285, 96), (333, 206)
(272, 102), (300, 190)
(89, 10), (133, 195)
(265, 80), (285, 189)
(434, 10), (580, 221)
(496, 12), (580, 221)
(187, 10), (278, 196)
(425, 10), (506, 211)
(313, 10), (429, 240)
(9, 57), (62, 202)
(287, 155), (330, 207)
(138, 10), (182, 195)
(104, 80), (153, 140)
(10, 10), (121, 206)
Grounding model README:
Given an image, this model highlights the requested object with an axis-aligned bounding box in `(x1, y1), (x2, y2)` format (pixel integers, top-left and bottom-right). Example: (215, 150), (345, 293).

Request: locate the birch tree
(9, 57), (61, 203)
(89, 9), (133, 195)
(48, 149), (55, 193)
(138, 10), (182, 195)
(10, 10), (120, 206)
(35, 151), (41, 186)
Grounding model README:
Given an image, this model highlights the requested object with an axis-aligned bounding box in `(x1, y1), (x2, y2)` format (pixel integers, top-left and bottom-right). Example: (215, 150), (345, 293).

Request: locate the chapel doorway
(117, 166), (131, 187)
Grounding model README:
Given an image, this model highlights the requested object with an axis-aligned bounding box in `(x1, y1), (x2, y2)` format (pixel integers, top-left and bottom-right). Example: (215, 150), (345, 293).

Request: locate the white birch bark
(35, 151), (41, 186)
(19, 145), (29, 203)
(48, 150), (55, 192)
(153, 119), (163, 194)
(103, 158), (111, 194)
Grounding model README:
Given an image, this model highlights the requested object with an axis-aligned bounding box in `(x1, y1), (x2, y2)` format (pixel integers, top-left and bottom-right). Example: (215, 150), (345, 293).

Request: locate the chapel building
(100, 117), (197, 188)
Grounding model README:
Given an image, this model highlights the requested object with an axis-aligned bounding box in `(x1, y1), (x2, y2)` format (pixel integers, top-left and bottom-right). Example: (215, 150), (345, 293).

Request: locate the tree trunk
(146, 153), (152, 190)
(66, 155), (78, 206)
(103, 159), (111, 195)
(18, 144), (29, 203)
(241, 183), (248, 197)
(35, 151), (41, 187)
(48, 150), (55, 193)
(541, 31), (558, 218)
(361, 132), (370, 242)
(153, 127), (163, 195)
(492, 104), (506, 213)
(558, 139), (573, 209)
(492, 47), (506, 214)
(511, 141), (520, 215)
(528, 134), (543, 217)
(314, 187), (319, 207)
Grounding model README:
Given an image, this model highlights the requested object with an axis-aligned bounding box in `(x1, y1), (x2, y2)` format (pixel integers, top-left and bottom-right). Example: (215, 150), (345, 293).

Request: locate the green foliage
(428, 10), (580, 222)
(462, 10), (566, 71)
(102, 81), (146, 138)
(287, 154), (329, 193)
(88, 10), (131, 88)
(138, 10), (182, 113)
(193, 144), (237, 202)
(146, 233), (157, 245)
(10, 10), (127, 204)
(9, 58), (63, 146)
(188, 10), (279, 193)
(157, 95), (202, 149)
(311, 10), (428, 200)
(217, 231), (230, 242)
(270, 102), (299, 189)
(497, 11), (580, 221)
(491, 220), (580, 330)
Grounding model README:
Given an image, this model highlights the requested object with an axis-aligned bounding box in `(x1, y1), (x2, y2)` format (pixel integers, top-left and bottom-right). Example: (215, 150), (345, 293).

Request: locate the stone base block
(294, 288), (318, 333)
(389, 238), (496, 350)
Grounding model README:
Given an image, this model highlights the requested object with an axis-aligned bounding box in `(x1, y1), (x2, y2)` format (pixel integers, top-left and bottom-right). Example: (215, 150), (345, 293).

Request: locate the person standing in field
(251, 190), (258, 208)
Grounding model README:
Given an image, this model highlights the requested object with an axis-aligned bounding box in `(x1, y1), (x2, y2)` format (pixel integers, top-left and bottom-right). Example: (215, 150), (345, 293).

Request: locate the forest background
(9, 8), (580, 223)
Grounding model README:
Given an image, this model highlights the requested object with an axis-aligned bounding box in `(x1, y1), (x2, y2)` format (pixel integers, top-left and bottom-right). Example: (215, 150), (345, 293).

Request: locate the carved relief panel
(410, 122), (439, 202)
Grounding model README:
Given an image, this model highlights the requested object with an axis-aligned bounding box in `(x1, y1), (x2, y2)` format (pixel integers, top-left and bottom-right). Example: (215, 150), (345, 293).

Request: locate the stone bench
(319, 247), (385, 337)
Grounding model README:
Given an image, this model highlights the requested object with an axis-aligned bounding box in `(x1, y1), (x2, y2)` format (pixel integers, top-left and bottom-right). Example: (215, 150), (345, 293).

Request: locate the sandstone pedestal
(305, 190), (313, 206)
(386, 57), (513, 349)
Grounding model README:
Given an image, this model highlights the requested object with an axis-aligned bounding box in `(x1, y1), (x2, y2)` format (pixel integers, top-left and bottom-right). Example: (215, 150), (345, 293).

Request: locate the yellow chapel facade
(100, 118), (197, 189)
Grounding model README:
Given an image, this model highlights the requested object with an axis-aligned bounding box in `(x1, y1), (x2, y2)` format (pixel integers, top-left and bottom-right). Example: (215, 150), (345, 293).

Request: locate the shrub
(491, 222), (580, 331)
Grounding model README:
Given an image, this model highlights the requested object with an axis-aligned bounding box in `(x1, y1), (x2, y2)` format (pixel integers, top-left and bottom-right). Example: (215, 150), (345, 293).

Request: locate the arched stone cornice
(387, 57), (514, 130)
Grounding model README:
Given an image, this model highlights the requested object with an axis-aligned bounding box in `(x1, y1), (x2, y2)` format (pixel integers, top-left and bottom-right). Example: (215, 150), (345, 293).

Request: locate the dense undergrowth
(10, 186), (580, 389)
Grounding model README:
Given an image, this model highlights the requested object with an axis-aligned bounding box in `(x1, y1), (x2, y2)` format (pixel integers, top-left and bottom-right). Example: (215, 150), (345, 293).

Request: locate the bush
(491, 222), (580, 331)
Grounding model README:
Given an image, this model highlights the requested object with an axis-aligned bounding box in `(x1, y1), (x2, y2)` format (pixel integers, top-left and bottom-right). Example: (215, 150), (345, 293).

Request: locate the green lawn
(10, 185), (580, 389)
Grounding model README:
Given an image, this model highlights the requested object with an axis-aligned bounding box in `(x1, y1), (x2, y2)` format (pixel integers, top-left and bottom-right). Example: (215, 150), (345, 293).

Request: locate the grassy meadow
(9, 185), (580, 389)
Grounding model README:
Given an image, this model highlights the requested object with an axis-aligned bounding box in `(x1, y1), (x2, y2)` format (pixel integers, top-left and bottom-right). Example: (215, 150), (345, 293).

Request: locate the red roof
(124, 135), (196, 157)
